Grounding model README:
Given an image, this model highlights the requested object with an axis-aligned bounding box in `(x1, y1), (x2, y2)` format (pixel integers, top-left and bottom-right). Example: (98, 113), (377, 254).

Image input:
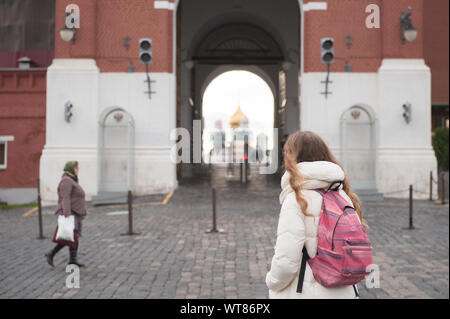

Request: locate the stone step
(91, 192), (128, 206)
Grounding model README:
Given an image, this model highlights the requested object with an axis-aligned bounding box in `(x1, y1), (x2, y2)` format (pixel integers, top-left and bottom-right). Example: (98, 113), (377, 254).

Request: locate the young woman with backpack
(266, 131), (372, 299)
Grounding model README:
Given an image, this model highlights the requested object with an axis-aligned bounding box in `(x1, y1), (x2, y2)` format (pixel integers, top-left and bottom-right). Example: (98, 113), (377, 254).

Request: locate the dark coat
(55, 176), (87, 235)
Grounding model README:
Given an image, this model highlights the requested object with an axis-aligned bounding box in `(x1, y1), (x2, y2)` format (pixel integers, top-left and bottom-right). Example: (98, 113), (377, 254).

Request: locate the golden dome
(229, 106), (248, 128)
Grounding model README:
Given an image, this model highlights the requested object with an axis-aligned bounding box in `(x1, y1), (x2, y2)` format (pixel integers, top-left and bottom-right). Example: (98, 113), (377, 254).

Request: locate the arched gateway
(175, 0), (301, 178)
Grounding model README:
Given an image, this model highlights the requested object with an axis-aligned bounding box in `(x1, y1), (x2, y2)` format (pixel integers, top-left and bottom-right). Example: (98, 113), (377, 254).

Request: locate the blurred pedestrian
(45, 161), (86, 267)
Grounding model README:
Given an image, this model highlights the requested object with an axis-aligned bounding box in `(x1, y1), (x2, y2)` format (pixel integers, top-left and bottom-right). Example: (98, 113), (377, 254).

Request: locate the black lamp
(59, 11), (77, 44)
(59, 25), (76, 44)
(400, 7), (418, 43)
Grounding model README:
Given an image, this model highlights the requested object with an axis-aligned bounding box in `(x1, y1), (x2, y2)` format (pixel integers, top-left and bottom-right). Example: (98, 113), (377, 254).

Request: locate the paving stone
(0, 167), (448, 298)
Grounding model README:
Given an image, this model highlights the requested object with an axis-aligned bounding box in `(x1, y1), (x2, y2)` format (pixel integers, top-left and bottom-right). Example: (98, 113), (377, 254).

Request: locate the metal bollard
(241, 161), (248, 184)
(240, 142), (249, 184)
(245, 141), (249, 183)
(206, 187), (224, 233)
(211, 188), (217, 232)
(121, 190), (139, 236)
(429, 171), (433, 201)
(37, 178), (45, 239)
(128, 190), (133, 233)
(408, 185), (415, 230)
(441, 172), (447, 205)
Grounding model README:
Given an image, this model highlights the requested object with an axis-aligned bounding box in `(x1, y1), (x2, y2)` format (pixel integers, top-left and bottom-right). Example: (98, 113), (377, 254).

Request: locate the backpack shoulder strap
(327, 181), (343, 192)
(296, 246), (310, 293)
(296, 189), (325, 294)
(353, 285), (360, 298)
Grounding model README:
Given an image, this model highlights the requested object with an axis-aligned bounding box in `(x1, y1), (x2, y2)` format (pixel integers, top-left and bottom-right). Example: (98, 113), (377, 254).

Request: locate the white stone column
(377, 59), (437, 198)
(40, 59), (99, 205)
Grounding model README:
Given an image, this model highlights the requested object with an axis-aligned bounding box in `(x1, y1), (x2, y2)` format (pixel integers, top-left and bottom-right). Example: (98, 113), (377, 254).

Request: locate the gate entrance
(175, 0), (301, 180)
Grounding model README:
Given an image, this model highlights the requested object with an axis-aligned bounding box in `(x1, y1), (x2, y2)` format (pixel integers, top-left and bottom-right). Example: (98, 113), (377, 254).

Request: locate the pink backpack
(297, 182), (373, 295)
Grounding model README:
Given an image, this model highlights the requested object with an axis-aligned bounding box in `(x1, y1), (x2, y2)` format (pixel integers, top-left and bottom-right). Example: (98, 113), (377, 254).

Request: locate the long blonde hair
(283, 131), (367, 227)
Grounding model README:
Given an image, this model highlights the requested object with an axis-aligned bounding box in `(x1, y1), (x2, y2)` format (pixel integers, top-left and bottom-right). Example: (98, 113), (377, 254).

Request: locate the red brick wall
(53, 0), (427, 74)
(0, 70), (46, 188)
(380, 0), (424, 59)
(54, 0), (173, 73)
(303, 0), (424, 73)
(424, 0), (449, 104)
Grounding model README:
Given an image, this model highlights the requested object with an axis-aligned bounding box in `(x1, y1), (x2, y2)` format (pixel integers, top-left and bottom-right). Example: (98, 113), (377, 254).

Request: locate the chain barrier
(358, 188), (439, 197)
(373, 189), (408, 196)
(9, 173), (443, 239)
(412, 189), (432, 196)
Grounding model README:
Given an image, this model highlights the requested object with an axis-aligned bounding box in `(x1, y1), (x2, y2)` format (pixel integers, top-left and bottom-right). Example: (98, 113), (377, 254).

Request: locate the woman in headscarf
(45, 161), (87, 267)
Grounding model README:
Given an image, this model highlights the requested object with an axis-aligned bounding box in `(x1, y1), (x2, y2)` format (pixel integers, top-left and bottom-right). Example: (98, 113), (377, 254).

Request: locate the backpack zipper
(331, 215), (343, 250)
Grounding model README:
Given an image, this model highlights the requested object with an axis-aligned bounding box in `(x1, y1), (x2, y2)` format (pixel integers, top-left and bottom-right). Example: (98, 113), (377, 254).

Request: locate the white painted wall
(40, 59), (177, 205)
(300, 59), (437, 198)
(301, 72), (379, 147)
(40, 59), (99, 205)
(377, 59), (436, 198)
(41, 55), (437, 203)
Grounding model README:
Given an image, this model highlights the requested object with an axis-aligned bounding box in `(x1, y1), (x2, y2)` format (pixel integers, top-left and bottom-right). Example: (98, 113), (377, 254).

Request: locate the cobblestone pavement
(0, 166), (448, 299)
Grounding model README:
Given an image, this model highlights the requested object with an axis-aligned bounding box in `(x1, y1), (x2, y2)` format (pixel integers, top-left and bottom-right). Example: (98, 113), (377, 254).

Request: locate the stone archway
(192, 23), (284, 64)
(175, 0), (300, 180)
(200, 68), (276, 166)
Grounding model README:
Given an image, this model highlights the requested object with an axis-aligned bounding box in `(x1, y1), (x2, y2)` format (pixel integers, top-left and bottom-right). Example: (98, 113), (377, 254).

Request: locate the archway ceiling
(192, 23), (284, 64)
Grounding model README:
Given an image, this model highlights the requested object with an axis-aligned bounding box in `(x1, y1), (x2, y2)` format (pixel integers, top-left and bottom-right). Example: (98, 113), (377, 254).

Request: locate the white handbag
(56, 215), (75, 242)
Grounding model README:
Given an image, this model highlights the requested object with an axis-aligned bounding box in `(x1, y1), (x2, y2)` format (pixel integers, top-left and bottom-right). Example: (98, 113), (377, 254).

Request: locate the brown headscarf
(62, 161), (78, 183)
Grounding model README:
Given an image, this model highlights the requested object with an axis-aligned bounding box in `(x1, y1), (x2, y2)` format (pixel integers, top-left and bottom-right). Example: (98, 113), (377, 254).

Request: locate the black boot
(45, 244), (64, 267)
(68, 246), (85, 267)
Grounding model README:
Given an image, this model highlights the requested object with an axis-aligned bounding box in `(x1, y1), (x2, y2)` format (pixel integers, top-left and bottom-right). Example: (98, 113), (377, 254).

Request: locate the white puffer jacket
(266, 161), (358, 299)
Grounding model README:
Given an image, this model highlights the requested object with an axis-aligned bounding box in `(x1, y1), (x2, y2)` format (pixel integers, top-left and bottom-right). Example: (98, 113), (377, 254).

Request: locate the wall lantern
(64, 102), (73, 123)
(59, 5), (79, 44)
(400, 7), (418, 43)
(402, 102), (412, 124)
(59, 25), (76, 44)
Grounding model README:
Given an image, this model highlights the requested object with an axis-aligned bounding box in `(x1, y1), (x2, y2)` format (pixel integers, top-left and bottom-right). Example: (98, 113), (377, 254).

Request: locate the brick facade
(0, 0), (448, 202)
(424, 0), (449, 105)
(303, 0), (424, 73)
(54, 0), (174, 73)
(0, 70), (46, 189)
(53, 0), (428, 74)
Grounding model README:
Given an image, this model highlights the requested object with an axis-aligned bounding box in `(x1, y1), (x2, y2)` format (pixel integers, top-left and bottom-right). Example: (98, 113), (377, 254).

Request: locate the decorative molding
(0, 136), (14, 142)
(0, 70), (46, 92)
